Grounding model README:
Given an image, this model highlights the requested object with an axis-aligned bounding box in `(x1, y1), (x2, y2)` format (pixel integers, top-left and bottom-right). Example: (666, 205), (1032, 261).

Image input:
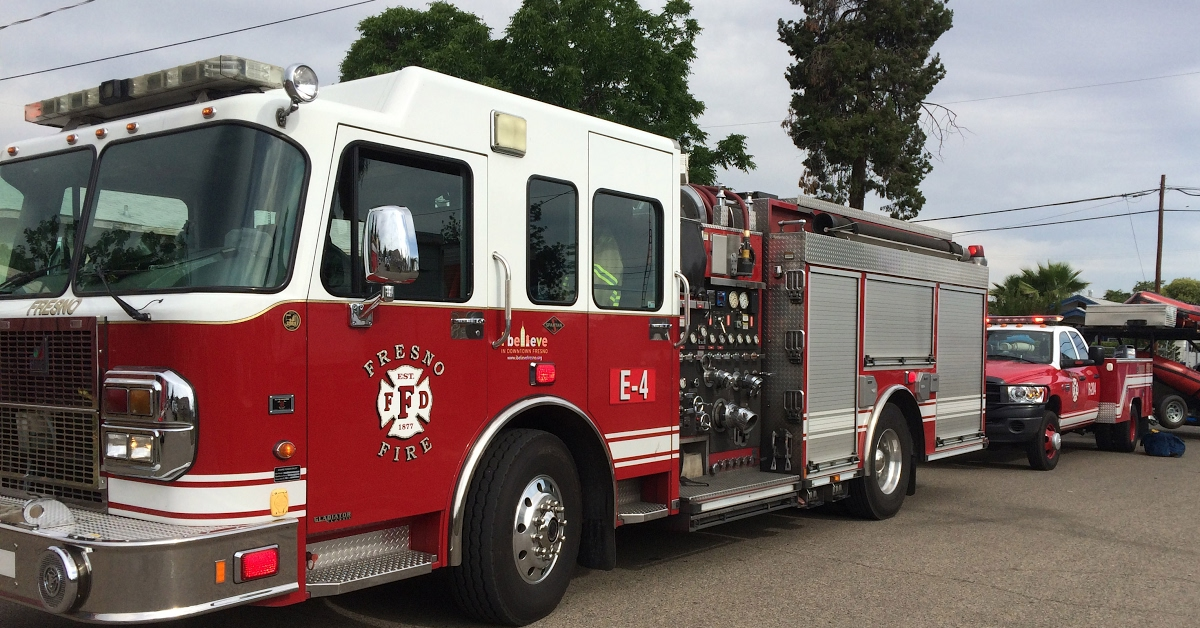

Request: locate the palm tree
(989, 261), (1088, 315)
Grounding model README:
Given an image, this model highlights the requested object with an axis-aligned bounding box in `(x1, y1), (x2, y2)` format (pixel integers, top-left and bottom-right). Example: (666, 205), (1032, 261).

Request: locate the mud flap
(577, 518), (616, 570)
(906, 453), (918, 496)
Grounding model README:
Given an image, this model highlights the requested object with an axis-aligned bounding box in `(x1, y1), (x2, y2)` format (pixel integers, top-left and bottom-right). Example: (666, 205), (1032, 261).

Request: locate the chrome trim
(491, 252), (512, 349)
(674, 271), (690, 348)
(862, 385), (917, 477)
(449, 396), (612, 566)
(363, 205), (420, 285)
(101, 368), (197, 482)
(80, 583), (299, 623)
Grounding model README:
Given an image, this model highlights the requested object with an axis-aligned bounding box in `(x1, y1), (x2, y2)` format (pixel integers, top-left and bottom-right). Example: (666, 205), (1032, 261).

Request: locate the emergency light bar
(987, 315), (1064, 325)
(25, 56), (284, 128)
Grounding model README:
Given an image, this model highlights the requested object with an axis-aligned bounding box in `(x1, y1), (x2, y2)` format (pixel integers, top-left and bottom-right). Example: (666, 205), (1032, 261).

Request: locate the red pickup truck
(985, 316), (1152, 470)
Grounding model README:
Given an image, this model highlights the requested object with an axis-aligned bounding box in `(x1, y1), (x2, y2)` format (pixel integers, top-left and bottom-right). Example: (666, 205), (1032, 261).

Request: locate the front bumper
(0, 495), (297, 623)
(984, 403), (1046, 444)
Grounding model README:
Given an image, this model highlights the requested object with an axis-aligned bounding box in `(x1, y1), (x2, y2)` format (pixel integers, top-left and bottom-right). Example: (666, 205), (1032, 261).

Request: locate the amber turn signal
(274, 441), (297, 460)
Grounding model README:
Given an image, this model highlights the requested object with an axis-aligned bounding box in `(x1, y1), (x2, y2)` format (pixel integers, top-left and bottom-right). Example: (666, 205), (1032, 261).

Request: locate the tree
(989, 261), (1088, 315)
(340, 0), (754, 185)
(778, 0), (953, 219)
(1163, 277), (1200, 305)
(1132, 280), (1155, 293)
(1103, 289), (1131, 303)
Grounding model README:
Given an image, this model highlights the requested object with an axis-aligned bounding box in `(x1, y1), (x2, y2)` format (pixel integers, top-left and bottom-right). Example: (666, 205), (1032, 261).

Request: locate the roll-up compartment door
(935, 287), (985, 441)
(806, 270), (859, 468)
(863, 278), (934, 367)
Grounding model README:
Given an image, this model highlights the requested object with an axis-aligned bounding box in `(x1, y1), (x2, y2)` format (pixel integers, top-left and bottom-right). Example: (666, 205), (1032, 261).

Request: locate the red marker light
(968, 244), (985, 257)
(906, 371), (918, 385)
(104, 387), (129, 414)
(235, 546), (279, 582)
(530, 362), (556, 385)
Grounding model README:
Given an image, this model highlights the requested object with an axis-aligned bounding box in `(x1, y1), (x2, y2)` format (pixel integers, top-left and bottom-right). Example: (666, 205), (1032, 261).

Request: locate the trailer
(0, 56), (989, 624)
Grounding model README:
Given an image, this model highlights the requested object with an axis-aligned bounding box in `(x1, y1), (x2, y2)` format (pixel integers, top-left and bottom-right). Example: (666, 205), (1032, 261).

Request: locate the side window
(321, 145), (471, 301)
(1070, 331), (1089, 359)
(592, 191), (662, 311)
(527, 177), (577, 304)
(1059, 332), (1079, 363)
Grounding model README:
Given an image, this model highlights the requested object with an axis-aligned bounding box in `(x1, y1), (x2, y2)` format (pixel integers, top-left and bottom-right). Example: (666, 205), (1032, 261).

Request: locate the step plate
(679, 470), (800, 514)
(618, 501), (668, 524)
(307, 549), (435, 597)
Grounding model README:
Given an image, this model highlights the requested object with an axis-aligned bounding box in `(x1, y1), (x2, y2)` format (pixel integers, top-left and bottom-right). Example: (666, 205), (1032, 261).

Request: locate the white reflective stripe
(106, 509), (306, 527)
(608, 435), (675, 460)
(174, 469), (307, 483)
(613, 454), (675, 468)
(108, 478), (306, 514)
(605, 426), (676, 440)
(0, 549), (13, 578)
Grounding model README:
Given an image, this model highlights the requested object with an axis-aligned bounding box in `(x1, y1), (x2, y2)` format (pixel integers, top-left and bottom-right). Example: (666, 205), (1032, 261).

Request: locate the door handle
(674, 271), (690, 348)
(492, 252), (511, 349)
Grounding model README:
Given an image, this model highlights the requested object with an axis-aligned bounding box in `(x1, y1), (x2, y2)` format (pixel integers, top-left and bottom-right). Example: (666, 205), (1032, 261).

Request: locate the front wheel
(1157, 394), (1189, 430)
(844, 405), (913, 520)
(1026, 411), (1061, 470)
(450, 429), (582, 626)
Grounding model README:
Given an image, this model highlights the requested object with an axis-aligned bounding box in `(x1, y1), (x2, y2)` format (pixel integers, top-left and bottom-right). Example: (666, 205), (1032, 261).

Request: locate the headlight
(1005, 385), (1047, 404)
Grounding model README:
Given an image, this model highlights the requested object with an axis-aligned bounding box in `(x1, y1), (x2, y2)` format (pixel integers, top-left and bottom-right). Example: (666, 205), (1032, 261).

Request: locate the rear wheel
(844, 405), (912, 520)
(1157, 394), (1188, 430)
(1026, 411), (1061, 470)
(450, 429), (582, 626)
(1110, 405), (1141, 453)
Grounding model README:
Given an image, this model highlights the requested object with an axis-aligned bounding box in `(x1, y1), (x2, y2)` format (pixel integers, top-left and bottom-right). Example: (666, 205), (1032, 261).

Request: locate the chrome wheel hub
(513, 474), (566, 584)
(1050, 431), (1062, 451)
(874, 428), (903, 495)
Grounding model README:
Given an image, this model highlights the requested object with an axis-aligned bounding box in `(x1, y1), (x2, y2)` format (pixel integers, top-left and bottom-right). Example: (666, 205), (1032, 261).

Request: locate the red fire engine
(0, 57), (988, 624)
(985, 315), (1152, 469)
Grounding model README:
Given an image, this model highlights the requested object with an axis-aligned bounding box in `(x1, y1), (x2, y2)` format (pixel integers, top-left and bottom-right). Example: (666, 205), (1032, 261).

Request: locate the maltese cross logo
(377, 365), (433, 440)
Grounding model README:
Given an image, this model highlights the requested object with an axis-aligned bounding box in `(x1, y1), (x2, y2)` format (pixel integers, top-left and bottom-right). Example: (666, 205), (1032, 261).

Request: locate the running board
(618, 501), (669, 524)
(306, 526), (435, 597)
(679, 470), (801, 531)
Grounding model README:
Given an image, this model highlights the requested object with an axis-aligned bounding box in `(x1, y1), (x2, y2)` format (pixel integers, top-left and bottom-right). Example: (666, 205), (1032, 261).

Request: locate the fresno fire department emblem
(377, 365), (433, 440)
(1071, 379), (1079, 403)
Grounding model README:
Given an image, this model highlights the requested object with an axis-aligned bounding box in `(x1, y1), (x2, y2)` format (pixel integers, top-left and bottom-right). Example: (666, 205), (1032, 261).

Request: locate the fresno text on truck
(0, 57), (988, 624)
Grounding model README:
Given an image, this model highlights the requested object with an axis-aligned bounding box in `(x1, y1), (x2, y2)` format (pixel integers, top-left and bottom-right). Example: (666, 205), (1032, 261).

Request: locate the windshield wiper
(92, 265), (151, 322)
(987, 353), (1044, 365)
(0, 267), (53, 293)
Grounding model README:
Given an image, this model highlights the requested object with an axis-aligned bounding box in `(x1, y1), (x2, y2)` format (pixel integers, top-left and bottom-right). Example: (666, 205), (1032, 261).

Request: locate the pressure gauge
(753, 334), (760, 345)
(689, 332), (698, 344)
(697, 326), (707, 340)
(728, 291), (740, 309)
(736, 334), (745, 345)
(738, 291), (750, 310)
(680, 377), (688, 390)
(718, 334), (727, 345)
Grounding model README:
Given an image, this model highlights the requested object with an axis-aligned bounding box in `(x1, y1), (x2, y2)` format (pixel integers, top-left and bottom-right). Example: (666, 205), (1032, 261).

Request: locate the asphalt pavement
(5, 427), (1200, 627)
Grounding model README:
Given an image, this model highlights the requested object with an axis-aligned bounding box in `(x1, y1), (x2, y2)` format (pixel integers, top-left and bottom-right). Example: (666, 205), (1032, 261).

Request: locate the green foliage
(340, 0), (753, 185)
(989, 261), (1088, 316)
(1132, 280), (1155, 293)
(1103, 289), (1131, 303)
(778, 0), (952, 219)
(1163, 277), (1200, 305)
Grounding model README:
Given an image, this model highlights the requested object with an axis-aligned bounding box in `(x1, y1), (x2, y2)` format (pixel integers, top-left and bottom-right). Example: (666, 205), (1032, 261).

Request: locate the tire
(1026, 411), (1061, 471)
(1093, 423), (1114, 451)
(1157, 394), (1189, 430)
(1110, 405), (1141, 453)
(450, 429), (582, 626)
(844, 405), (913, 520)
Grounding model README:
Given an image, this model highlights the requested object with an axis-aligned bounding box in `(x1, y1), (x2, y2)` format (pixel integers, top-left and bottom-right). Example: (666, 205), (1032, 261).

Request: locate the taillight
(103, 387), (129, 414)
(234, 546), (279, 583)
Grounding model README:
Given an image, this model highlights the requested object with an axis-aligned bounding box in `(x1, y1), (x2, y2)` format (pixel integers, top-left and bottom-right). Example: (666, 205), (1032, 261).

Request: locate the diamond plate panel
(803, 232), (988, 289)
(308, 526), (412, 570)
(306, 550), (434, 587)
(762, 232), (806, 470)
(0, 494), (235, 540)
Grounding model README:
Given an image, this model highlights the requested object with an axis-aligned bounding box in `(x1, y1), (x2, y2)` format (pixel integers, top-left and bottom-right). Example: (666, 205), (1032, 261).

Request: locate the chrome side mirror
(364, 205), (419, 285)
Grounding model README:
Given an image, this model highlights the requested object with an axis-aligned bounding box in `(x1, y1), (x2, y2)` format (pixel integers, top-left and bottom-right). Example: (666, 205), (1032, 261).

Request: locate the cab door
(1068, 328), (1101, 418)
(1056, 329), (1097, 428)
(306, 126), (489, 534)
(585, 133), (678, 478)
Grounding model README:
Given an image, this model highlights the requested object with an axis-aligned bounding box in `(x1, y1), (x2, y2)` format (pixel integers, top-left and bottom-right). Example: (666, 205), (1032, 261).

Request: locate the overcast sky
(2, 0), (1198, 296)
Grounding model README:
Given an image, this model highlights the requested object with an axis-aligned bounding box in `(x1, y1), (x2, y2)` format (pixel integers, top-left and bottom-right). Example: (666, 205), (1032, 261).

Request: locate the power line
(913, 189), (1161, 223)
(953, 208), (1200, 235)
(0, 0), (96, 31)
(0, 0), (377, 83)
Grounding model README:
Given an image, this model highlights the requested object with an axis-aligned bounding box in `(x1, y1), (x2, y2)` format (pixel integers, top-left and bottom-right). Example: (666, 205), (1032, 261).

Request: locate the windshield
(0, 149), (93, 297)
(75, 124), (305, 294)
(987, 329), (1054, 365)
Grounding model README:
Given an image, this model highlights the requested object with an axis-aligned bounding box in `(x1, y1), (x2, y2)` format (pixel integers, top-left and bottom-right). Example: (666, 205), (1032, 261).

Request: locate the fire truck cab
(0, 57), (989, 624)
(985, 316), (1151, 470)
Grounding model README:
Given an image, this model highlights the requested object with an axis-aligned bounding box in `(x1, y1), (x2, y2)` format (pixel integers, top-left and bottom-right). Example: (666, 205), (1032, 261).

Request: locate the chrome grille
(0, 317), (103, 504)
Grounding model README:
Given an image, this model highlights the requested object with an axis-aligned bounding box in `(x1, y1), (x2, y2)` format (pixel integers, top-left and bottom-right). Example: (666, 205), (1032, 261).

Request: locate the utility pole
(1155, 174), (1166, 293)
